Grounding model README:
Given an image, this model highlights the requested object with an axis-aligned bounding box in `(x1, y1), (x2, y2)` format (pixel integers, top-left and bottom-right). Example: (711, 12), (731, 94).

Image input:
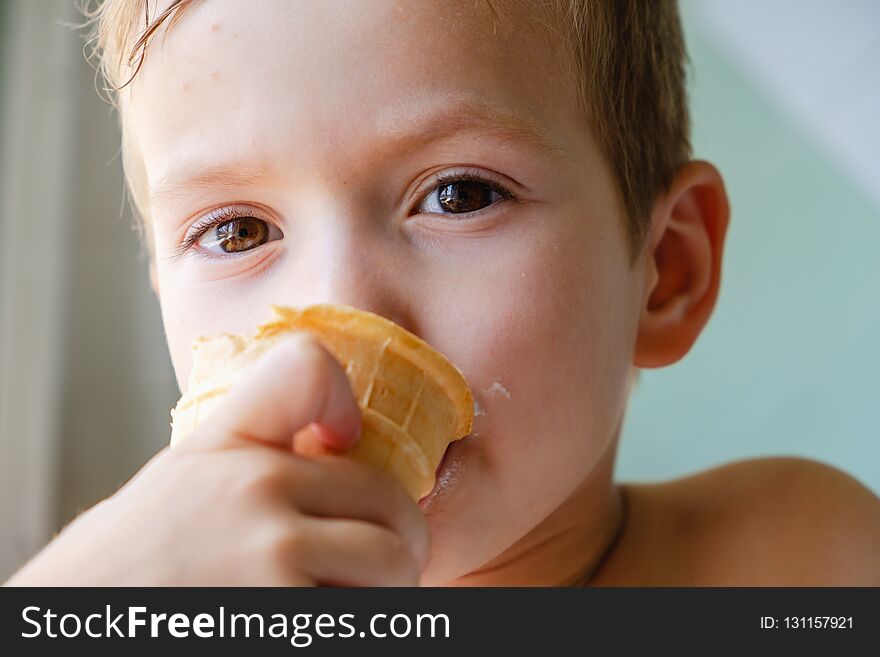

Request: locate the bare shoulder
(599, 457), (880, 586)
(679, 457), (880, 585)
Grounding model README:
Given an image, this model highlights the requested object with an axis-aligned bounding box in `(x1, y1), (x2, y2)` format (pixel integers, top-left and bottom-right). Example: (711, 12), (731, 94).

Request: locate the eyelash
(172, 206), (267, 258)
(173, 169), (514, 257)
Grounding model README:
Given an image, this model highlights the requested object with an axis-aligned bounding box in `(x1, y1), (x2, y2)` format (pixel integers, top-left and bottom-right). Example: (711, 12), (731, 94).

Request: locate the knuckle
(300, 353), (334, 399)
(383, 533), (420, 585)
(351, 463), (421, 532)
(378, 473), (419, 526)
(263, 522), (310, 572)
(279, 334), (327, 378)
(282, 524), (310, 558)
(231, 460), (288, 502)
(275, 334), (336, 406)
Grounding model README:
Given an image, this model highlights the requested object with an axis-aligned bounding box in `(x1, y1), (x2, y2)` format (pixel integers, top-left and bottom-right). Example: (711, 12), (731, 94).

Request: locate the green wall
(617, 6), (880, 494)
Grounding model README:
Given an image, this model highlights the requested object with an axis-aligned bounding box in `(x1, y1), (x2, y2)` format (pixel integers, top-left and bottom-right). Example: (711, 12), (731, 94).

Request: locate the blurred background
(0, 0), (877, 580)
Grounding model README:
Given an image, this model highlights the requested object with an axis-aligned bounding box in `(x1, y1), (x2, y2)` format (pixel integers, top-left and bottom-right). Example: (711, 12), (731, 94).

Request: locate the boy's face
(128, 0), (646, 583)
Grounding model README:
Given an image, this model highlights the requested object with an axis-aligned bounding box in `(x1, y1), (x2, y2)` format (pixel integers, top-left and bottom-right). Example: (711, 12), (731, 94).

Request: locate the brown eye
(208, 218), (269, 253)
(437, 180), (499, 214)
(417, 174), (510, 217)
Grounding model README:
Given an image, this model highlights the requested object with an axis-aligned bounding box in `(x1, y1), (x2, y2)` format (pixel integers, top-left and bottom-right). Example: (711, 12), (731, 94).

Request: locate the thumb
(187, 333), (361, 453)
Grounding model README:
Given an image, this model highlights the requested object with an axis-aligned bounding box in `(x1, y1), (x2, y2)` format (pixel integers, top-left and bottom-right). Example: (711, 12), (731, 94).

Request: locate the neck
(448, 435), (625, 586)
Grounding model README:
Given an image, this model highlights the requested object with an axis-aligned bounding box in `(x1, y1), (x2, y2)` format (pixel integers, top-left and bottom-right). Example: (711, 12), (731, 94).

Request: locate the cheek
(418, 211), (639, 579)
(155, 259), (280, 390)
(442, 214), (636, 496)
(156, 264), (195, 389)
(159, 275), (214, 390)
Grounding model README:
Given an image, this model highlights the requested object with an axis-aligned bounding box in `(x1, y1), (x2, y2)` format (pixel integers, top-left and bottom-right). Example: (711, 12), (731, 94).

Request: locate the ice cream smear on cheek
(470, 381), (509, 434)
(483, 381), (511, 400)
(473, 380), (510, 437)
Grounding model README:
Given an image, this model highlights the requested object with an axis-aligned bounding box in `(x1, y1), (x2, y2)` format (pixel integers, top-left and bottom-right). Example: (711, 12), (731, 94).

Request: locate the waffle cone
(170, 304), (473, 499)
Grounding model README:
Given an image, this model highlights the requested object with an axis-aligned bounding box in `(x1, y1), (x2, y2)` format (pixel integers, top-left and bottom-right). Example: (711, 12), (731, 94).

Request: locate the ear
(634, 160), (730, 368)
(149, 259), (160, 297)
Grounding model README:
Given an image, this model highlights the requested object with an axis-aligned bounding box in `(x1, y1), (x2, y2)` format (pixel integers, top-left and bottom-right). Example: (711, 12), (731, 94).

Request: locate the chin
(418, 491), (520, 586)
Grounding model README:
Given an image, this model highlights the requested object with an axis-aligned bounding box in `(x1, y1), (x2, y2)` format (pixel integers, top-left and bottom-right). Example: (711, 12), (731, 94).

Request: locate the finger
(188, 333), (361, 452)
(286, 517), (422, 586)
(285, 457), (430, 569)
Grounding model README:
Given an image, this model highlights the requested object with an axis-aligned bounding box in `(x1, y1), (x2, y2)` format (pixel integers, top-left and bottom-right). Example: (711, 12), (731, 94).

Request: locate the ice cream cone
(170, 304), (473, 499)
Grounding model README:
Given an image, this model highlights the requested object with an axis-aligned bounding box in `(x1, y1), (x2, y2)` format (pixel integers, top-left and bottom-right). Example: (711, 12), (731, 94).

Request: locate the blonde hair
(82, 0), (690, 258)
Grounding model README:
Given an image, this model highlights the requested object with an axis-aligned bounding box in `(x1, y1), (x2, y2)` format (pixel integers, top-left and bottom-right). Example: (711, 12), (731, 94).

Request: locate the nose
(288, 221), (415, 332)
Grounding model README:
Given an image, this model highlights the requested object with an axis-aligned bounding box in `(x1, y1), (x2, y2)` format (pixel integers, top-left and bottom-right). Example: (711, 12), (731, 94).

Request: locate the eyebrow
(148, 100), (568, 206)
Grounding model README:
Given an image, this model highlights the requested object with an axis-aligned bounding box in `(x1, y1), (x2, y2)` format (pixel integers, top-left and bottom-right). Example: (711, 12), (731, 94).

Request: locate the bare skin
(595, 460), (880, 586)
(6, 0), (880, 586)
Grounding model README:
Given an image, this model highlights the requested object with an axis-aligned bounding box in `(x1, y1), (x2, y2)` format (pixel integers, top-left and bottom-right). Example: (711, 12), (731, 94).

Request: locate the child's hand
(5, 335), (429, 586)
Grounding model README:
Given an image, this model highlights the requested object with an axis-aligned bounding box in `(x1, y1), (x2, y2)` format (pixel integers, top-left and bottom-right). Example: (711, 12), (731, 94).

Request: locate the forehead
(125, 0), (582, 206)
